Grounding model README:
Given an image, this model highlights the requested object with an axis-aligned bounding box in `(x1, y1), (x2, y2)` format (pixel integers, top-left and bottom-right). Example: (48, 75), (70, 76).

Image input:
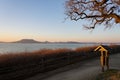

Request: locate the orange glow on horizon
(0, 37), (119, 43)
(0, 33), (119, 43)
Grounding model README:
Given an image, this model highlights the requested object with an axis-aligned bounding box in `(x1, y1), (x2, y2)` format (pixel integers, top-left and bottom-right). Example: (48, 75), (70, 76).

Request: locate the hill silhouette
(13, 39), (41, 43)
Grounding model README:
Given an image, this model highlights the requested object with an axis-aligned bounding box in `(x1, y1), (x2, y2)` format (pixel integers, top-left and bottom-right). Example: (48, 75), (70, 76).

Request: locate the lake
(0, 43), (99, 54)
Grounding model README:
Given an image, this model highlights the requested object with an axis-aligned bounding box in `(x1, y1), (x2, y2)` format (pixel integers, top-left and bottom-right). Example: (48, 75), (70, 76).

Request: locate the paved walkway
(25, 53), (120, 80)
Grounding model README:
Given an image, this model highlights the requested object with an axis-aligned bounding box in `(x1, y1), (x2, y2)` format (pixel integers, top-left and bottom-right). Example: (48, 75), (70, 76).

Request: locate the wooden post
(67, 53), (70, 64)
(94, 45), (110, 72)
(41, 56), (44, 72)
(105, 51), (109, 70)
(100, 51), (105, 72)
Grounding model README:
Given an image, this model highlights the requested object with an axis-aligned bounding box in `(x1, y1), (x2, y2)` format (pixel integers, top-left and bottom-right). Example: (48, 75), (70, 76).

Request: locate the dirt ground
(25, 53), (120, 80)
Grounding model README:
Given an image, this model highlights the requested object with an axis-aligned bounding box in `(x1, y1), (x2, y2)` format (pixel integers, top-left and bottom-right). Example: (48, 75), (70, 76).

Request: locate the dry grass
(0, 45), (120, 67)
(75, 46), (96, 52)
(96, 69), (120, 80)
(0, 47), (93, 64)
(0, 45), (120, 80)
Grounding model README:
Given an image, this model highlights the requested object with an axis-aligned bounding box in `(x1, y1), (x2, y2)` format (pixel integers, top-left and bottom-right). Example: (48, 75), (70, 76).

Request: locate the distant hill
(0, 41), (4, 43)
(12, 39), (99, 44)
(13, 39), (41, 43)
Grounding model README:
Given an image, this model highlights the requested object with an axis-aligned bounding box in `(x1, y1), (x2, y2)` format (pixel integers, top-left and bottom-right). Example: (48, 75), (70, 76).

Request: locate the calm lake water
(0, 43), (99, 54)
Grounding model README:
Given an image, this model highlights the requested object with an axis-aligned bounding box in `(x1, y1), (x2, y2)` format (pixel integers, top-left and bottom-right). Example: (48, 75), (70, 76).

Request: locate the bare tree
(65, 0), (120, 29)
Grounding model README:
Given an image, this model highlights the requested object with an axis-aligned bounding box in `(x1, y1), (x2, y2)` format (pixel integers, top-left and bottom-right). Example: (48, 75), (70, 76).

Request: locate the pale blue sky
(0, 0), (120, 42)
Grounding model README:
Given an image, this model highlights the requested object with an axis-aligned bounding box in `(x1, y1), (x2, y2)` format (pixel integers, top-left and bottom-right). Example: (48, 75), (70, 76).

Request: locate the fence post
(67, 53), (70, 64)
(41, 56), (44, 72)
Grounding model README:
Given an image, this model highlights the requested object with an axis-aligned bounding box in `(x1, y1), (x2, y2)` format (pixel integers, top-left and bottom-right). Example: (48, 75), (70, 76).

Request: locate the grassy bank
(0, 45), (120, 80)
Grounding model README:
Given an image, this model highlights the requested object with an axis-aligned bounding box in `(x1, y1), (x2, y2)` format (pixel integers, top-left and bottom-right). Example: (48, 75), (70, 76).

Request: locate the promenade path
(25, 53), (120, 80)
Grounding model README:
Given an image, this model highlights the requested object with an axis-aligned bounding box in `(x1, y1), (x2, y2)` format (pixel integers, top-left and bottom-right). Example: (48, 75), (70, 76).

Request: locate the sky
(0, 0), (120, 43)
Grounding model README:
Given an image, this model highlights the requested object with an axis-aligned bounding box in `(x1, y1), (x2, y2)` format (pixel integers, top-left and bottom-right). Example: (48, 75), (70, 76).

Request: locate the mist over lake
(0, 43), (98, 54)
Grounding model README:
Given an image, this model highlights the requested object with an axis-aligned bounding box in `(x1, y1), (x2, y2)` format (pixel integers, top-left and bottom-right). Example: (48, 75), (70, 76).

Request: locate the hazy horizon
(0, 0), (120, 43)
(0, 38), (120, 43)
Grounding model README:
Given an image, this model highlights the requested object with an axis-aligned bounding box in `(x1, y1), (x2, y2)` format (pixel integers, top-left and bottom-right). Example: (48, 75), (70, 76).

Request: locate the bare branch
(65, 0), (120, 29)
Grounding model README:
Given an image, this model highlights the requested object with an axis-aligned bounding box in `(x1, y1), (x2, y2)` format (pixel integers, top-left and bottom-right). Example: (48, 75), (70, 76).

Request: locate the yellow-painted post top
(94, 45), (108, 52)
(94, 45), (109, 57)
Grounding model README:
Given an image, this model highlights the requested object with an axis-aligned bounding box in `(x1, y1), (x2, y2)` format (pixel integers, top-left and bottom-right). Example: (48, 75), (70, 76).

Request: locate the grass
(96, 69), (120, 80)
(0, 46), (97, 67)
(0, 46), (98, 80)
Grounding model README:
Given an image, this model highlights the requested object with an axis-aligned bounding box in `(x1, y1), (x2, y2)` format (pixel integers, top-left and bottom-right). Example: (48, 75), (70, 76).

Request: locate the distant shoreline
(0, 39), (120, 44)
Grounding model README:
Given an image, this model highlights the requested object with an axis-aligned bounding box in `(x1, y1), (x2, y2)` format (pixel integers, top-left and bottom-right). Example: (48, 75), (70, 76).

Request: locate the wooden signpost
(94, 45), (109, 72)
